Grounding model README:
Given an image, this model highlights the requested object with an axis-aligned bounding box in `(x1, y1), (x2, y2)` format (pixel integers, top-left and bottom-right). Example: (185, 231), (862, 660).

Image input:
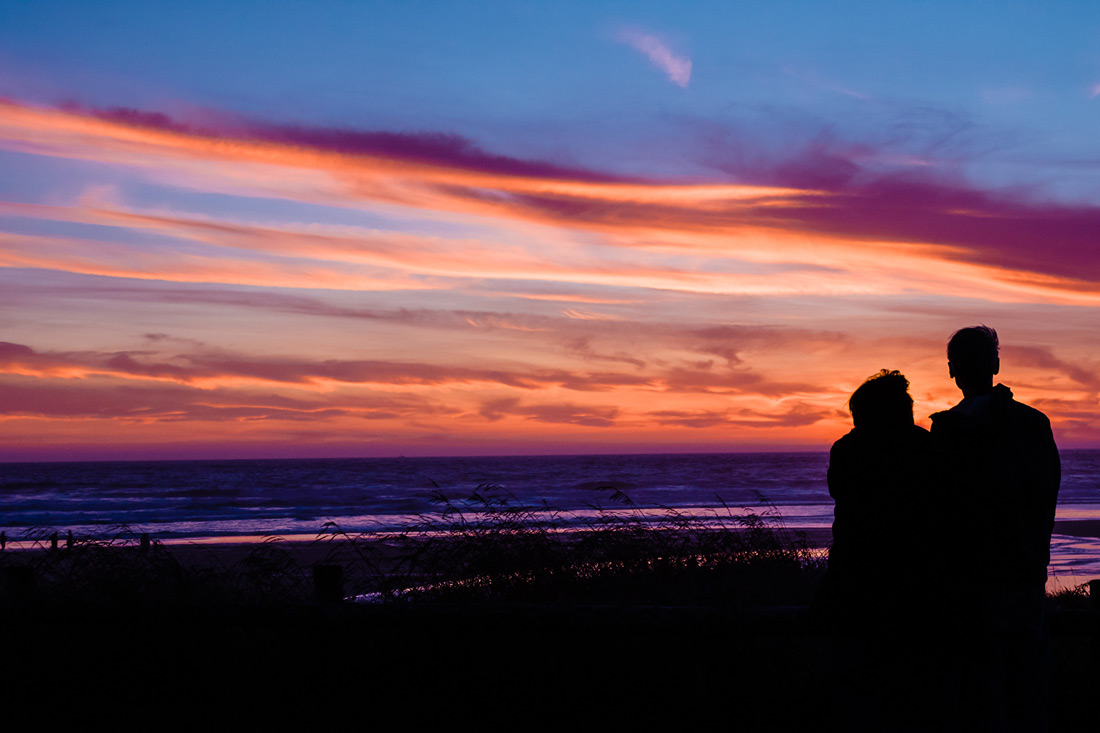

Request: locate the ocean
(3, 450), (1100, 587)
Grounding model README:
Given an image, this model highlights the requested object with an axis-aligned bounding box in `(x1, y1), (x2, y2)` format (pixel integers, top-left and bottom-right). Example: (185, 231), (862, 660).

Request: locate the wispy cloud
(0, 338), (837, 398)
(0, 373), (442, 422)
(648, 403), (837, 429)
(2, 99), (1099, 450)
(6, 100), (1100, 307)
(615, 28), (692, 88)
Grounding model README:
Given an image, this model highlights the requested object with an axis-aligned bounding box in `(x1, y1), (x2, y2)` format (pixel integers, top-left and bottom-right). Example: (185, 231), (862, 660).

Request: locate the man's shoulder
(931, 385), (1051, 428)
(929, 406), (964, 431)
(996, 385), (1052, 428)
(1005, 399), (1051, 422)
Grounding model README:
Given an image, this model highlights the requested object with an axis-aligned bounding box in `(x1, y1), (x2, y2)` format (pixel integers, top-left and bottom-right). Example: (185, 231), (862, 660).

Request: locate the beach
(2, 525), (1099, 730)
(4, 514), (1099, 600)
(3, 452), (1099, 727)
(0, 518), (827, 725)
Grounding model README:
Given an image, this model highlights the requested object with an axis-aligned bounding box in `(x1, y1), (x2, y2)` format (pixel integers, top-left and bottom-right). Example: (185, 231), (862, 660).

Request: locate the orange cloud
(2, 99), (1099, 454)
(4, 99), (1099, 306)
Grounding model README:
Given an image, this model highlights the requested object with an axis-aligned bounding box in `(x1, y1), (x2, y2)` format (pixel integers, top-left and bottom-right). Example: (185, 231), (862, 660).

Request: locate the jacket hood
(931, 383), (1014, 425)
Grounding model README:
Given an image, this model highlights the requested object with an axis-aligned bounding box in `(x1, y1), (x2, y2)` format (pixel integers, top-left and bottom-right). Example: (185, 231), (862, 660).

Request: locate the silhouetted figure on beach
(931, 325), (1060, 733)
(819, 369), (945, 731)
(826, 370), (934, 618)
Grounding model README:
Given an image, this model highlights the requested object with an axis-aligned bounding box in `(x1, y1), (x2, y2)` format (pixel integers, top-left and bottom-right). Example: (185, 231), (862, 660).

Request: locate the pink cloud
(1, 98), (1098, 452)
(648, 403), (837, 429)
(479, 397), (620, 427)
(1003, 345), (1100, 389)
(615, 28), (692, 88)
(6, 100), (1100, 297)
(78, 103), (624, 183)
(0, 374), (437, 422)
(0, 334), (845, 404)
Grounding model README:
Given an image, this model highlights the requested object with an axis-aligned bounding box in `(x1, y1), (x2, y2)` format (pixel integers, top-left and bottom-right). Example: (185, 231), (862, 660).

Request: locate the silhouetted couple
(821, 326), (1060, 733)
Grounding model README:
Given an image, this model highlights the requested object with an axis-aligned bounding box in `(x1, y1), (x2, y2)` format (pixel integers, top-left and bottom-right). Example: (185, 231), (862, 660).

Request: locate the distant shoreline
(2, 446), (1098, 466)
(4, 520), (1098, 591)
(0, 448), (834, 465)
(2, 516), (1097, 552)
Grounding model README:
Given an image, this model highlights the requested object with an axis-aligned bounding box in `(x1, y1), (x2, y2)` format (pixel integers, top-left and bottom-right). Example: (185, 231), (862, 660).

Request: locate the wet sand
(1053, 519), (1100, 539)
(8, 519), (1096, 570)
(153, 520), (1100, 566)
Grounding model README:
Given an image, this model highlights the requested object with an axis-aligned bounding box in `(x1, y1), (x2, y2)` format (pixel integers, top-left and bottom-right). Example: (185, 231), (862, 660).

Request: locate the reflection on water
(1055, 506), (1100, 520)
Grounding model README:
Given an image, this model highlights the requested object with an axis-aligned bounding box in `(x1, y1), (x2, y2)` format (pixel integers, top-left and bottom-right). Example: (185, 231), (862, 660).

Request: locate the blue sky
(4, 1), (1097, 190)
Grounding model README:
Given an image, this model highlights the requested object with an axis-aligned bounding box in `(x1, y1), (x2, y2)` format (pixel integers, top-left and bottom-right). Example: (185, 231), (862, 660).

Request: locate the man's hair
(848, 369), (914, 429)
(947, 325), (999, 377)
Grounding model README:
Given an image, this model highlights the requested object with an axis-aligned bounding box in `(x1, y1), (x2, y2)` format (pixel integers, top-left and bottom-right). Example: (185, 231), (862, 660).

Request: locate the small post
(66, 530), (74, 549)
(313, 564), (344, 604)
(140, 533), (150, 555)
(49, 532), (58, 550)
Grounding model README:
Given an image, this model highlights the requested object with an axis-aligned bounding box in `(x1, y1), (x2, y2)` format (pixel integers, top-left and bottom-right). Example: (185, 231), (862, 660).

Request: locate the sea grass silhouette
(2, 488), (821, 608)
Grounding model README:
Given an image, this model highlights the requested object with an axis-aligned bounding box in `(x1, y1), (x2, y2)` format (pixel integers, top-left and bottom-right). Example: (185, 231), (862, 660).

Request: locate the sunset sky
(1, 1), (1098, 461)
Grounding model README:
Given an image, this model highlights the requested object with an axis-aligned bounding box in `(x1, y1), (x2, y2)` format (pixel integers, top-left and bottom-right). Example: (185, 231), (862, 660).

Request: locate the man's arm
(1040, 417), (1060, 531)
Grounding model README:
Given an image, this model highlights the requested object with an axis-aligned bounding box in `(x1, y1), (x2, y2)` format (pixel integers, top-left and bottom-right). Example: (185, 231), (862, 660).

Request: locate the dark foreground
(2, 512), (1098, 729)
(4, 590), (1100, 729)
(5, 603), (830, 726)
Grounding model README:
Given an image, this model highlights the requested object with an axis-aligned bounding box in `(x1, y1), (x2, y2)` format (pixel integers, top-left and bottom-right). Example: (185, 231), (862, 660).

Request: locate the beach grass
(2, 492), (1098, 730)
(5, 487), (1095, 617)
(0, 493), (834, 727)
(315, 484), (825, 607)
(0, 486), (824, 611)
(0, 525), (317, 609)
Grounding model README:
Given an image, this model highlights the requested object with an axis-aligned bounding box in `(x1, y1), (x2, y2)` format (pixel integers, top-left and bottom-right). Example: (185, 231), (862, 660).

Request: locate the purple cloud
(78, 103), (626, 184)
(50, 101), (1100, 286)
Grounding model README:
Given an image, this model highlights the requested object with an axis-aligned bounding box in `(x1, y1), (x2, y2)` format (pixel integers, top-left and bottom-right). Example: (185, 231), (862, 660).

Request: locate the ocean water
(3, 450), (1100, 584)
(0, 452), (837, 538)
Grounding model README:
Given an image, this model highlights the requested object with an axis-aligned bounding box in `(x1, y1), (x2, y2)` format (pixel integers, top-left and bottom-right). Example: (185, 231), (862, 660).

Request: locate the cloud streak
(3, 100), (1100, 306)
(616, 28), (692, 87)
(0, 339), (832, 398)
(1, 98), (1099, 452)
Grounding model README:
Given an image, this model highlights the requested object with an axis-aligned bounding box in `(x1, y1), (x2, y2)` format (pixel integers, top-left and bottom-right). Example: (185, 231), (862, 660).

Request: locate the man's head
(848, 369), (914, 429)
(947, 325), (999, 394)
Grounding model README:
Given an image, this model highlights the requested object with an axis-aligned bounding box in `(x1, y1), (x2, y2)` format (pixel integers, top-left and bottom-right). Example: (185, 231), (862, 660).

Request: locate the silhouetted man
(931, 325), (1060, 733)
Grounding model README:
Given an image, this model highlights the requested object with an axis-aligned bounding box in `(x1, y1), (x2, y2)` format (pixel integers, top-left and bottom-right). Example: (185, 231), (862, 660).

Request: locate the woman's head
(848, 369), (914, 429)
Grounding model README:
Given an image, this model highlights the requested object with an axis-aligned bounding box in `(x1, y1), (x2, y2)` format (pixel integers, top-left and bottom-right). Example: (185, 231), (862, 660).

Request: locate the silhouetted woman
(820, 369), (946, 731)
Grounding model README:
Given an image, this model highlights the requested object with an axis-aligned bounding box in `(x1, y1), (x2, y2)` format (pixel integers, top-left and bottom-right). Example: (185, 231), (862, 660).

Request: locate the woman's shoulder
(829, 426), (931, 475)
(829, 429), (863, 459)
(831, 428), (858, 447)
(832, 423), (928, 446)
